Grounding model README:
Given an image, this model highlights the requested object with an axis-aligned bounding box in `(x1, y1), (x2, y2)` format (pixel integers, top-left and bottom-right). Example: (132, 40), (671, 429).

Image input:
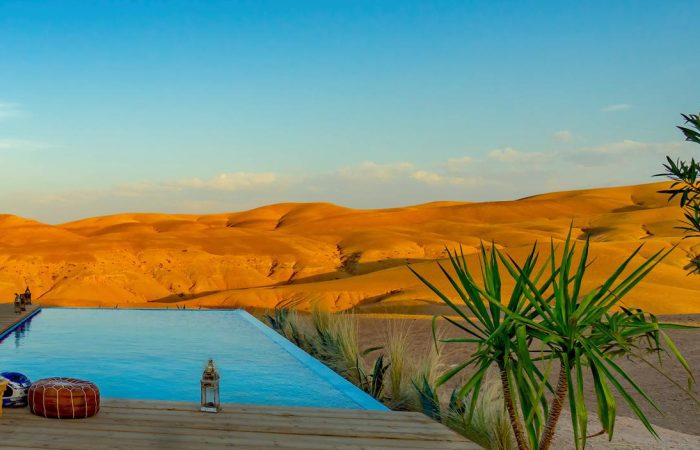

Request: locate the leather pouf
(29, 377), (100, 419)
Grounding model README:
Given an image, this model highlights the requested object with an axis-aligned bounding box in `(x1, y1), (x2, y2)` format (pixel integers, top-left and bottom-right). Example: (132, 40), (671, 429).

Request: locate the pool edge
(0, 307), (42, 342)
(236, 310), (390, 412)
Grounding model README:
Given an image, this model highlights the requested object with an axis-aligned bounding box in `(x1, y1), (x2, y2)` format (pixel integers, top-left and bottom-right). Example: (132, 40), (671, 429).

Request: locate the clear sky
(1, 1), (698, 223)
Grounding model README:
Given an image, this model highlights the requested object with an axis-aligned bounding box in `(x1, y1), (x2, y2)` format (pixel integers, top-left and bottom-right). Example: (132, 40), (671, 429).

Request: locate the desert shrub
(383, 320), (412, 408)
(264, 307), (309, 351)
(401, 327), (444, 412)
(265, 304), (514, 447)
(658, 112), (700, 242)
(267, 304), (389, 400)
(447, 376), (514, 450)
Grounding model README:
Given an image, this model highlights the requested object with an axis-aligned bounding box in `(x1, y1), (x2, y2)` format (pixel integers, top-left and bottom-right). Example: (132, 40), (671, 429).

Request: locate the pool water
(0, 309), (386, 410)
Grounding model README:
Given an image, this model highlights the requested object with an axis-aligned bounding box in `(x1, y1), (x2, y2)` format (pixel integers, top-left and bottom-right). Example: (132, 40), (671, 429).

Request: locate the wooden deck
(0, 306), (478, 449)
(0, 399), (477, 449)
(0, 303), (40, 338)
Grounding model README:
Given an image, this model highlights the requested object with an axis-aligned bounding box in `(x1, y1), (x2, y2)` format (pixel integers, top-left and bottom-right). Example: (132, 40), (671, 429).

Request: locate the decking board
(1, 400), (478, 449)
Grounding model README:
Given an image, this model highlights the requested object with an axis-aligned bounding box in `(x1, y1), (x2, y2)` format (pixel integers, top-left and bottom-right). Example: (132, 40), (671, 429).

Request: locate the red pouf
(29, 377), (100, 419)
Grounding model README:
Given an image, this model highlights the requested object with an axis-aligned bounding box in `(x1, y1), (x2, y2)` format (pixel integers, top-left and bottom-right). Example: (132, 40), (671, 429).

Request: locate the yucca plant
(410, 243), (556, 450)
(605, 308), (700, 409)
(412, 229), (695, 450)
(412, 374), (443, 421)
(363, 354), (390, 400)
(508, 232), (695, 449)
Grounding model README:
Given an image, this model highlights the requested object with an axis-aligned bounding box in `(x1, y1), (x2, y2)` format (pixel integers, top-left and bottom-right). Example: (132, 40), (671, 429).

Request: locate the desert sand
(0, 181), (699, 314)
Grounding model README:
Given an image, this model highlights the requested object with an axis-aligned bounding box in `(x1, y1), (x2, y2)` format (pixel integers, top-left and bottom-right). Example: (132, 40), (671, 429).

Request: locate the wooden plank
(83, 413), (455, 439)
(1, 421), (474, 449)
(98, 404), (442, 429)
(0, 399), (479, 449)
(103, 398), (429, 421)
(3, 405), (460, 438)
(2, 410), (460, 442)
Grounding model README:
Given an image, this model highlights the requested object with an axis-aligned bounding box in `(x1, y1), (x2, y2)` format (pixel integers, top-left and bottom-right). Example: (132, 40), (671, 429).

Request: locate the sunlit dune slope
(1, 182), (699, 314)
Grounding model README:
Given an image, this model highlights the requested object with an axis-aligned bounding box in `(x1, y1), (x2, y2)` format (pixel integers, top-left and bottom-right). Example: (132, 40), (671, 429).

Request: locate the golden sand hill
(1, 182), (699, 314)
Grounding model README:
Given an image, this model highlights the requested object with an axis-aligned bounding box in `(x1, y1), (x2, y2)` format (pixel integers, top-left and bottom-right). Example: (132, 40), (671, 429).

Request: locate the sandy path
(355, 315), (700, 440)
(554, 411), (700, 449)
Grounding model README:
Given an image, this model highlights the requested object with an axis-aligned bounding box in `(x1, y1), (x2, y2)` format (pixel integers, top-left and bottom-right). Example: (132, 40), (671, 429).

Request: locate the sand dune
(1, 182), (699, 314)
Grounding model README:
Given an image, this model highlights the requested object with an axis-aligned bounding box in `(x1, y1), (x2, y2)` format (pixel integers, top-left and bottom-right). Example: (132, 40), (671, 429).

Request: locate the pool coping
(0, 307), (42, 342)
(3, 307), (388, 411)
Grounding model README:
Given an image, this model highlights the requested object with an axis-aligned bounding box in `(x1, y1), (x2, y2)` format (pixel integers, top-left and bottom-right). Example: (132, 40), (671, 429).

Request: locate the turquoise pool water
(0, 309), (386, 410)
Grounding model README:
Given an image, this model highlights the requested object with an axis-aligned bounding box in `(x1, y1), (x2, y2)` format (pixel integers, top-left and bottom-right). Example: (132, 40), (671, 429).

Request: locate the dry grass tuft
(446, 375), (514, 450)
(385, 320), (412, 407)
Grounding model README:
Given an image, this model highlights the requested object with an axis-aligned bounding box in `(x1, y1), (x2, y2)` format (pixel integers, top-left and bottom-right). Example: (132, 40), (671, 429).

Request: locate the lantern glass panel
(205, 386), (215, 404)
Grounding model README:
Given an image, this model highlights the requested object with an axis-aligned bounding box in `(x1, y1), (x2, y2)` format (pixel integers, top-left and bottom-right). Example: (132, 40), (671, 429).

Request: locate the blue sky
(0, 1), (698, 223)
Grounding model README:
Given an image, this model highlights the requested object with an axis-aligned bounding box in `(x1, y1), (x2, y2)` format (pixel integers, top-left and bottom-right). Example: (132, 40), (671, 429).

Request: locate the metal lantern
(200, 359), (220, 413)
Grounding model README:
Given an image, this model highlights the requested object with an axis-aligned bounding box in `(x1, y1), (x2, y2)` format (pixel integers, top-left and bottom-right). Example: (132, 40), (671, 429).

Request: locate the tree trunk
(500, 367), (529, 450)
(539, 364), (569, 450)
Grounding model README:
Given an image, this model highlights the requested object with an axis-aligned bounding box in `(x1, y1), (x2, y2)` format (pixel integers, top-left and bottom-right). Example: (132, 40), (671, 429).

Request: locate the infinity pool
(0, 308), (386, 410)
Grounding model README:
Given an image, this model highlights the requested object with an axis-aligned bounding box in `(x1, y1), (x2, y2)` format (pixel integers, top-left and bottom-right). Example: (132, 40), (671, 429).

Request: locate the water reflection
(0, 313), (37, 349)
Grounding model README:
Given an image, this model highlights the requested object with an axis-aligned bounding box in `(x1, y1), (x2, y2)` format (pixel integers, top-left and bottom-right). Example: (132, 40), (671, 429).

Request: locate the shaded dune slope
(1, 182), (699, 314)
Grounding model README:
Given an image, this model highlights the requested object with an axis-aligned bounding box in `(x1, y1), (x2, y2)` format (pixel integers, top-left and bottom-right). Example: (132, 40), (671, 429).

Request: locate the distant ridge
(0, 181), (698, 314)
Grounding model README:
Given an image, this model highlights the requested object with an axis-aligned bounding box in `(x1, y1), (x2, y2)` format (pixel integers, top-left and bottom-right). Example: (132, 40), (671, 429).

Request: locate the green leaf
(589, 359), (616, 439)
(662, 331), (696, 389)
(574, 348), (588, 449)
